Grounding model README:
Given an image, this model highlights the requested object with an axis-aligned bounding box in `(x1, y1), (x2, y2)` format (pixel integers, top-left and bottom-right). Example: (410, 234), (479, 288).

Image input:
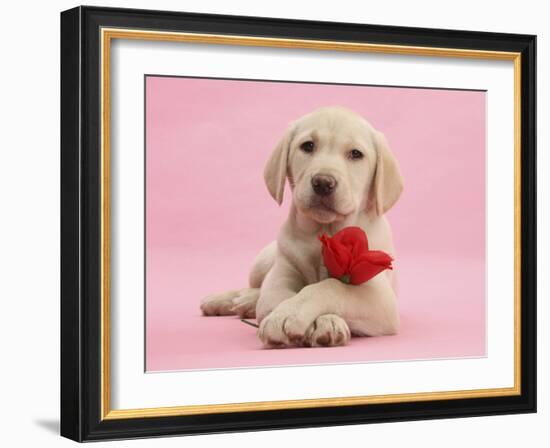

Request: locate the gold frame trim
(100, 28), (522, 421)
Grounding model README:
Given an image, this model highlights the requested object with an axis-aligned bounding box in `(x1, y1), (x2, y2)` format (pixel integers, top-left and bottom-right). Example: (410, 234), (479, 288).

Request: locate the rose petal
(349, 260), (391, 285)
(333, 226), (369, 256)
(319, 234), (352, 278)
(349, 251), (393, 285)
(352, 250), (393, 268)
(319, 228), (394, 284)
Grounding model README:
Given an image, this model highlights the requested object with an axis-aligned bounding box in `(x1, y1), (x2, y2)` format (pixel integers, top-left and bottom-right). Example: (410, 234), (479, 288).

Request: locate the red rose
(318, 227), (393, 285)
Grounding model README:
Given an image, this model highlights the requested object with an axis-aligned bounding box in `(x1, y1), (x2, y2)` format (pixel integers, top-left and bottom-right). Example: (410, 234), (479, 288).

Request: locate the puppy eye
(300, 141), (315, 153)
(349, 149), (364, 160)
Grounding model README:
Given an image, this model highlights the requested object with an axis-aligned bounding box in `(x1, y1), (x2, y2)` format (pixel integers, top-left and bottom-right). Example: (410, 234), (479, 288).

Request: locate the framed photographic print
(60, 6), (536, 442)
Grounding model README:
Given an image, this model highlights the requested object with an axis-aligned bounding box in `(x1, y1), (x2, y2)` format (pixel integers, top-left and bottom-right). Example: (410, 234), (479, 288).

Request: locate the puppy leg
(255, 257), (305, 324)
(259, 275), (398, 348)
(231, 289), (260, 318)
(200, 242), (276, 318)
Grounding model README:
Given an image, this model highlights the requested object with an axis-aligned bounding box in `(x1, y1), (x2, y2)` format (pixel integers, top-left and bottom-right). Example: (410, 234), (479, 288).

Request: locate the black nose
(311, 174), (337, 196)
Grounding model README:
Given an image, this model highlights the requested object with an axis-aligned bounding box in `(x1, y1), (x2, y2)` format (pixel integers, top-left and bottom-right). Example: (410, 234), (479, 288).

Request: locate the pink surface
(145, 76), (486, 371)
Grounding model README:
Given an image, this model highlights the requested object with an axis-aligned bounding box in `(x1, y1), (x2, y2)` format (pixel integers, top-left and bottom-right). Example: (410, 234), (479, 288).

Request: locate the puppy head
(264, 106), (403, 224)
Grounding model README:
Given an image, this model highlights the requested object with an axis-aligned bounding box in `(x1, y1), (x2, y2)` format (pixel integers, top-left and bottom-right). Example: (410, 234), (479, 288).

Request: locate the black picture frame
(61, 5), (536, 442)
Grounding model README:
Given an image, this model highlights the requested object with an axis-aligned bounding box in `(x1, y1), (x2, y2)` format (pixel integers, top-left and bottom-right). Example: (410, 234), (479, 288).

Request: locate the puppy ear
(368, 131), (403, 215)
(264, 124), (294, 205)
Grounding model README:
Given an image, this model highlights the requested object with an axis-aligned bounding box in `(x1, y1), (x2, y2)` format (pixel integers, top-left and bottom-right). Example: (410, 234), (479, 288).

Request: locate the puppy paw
(201, 288), (260, 317)
(258, 307), (310, 348)
(230, 290), (259, 319)
(305, 314), (350, 347)
(200, 291), (238, 316)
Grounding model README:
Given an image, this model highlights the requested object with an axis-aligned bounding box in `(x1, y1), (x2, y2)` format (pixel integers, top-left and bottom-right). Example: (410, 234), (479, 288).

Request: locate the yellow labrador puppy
(201, 106), (403, 348)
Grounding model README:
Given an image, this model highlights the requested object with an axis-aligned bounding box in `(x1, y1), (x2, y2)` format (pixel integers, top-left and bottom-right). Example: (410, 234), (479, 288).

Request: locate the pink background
(145, 76), (486, 372)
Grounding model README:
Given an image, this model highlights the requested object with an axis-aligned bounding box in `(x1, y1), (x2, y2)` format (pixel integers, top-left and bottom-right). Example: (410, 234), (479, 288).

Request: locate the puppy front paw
(258, 307), (310, 348)
(305, 314), (350, 347)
